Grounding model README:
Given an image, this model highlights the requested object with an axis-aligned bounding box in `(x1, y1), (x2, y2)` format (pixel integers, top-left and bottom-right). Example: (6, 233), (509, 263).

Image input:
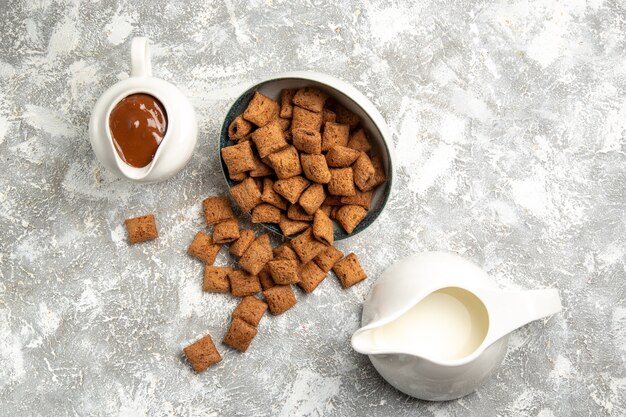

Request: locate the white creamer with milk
(351, 252), (562, 401)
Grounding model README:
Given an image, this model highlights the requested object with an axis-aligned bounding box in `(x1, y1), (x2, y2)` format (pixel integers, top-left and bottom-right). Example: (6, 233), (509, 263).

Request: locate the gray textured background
(1, 0), (625, 416)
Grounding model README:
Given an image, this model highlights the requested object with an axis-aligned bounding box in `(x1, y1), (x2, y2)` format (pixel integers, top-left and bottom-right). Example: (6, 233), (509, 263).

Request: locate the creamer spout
(351, 327), (377, 355)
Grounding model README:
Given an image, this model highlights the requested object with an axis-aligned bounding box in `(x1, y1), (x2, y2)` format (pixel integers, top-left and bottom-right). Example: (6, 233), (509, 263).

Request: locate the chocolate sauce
(109, 93), (167, 168)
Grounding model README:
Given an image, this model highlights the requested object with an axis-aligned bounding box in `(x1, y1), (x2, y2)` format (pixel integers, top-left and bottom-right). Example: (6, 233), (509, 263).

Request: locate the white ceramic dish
(219, 71), (395, 240)
(351, 252), (562, 401)
(89, 37), (198, 183)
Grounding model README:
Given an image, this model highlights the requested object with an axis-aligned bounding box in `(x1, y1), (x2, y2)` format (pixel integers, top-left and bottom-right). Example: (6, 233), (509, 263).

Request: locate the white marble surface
(1, 0), (625, 416)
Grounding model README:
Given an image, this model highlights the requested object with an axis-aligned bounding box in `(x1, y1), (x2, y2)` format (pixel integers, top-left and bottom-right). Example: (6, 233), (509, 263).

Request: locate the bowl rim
(218, 70), (395, 241)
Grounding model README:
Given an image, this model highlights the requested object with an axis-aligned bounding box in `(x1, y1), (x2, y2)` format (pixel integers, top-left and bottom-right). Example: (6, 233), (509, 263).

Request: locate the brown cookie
(203, 266), (232, 293)
(273, 176), (310, 204)
(125, 214), (158, 244)
(263, 285), (297, 315)
(223, 317), (257, 352)
(228, 270), (262, 297)
(328, 168), (356, 196)
(313, 246), (344, 273)
(298, 261), (327, 293)
(251, 204), (282, 224)
(333, 253), (367, 288)
(203, 196), (235, 225)
(292, 87), (328, 113)
(239, 234), (273, 275)
(213, 219), (240, 244)
(301, 154), (331, 184)
(183, 335), (222, 373)
(312, 209), (333, 246)
(243, 91), (280, 127)
(221, 140), (256, 175)
(291, 228), (328, 264)
(229, 229), (255, 257)
(188, 231), (221, 264)
(266, 145), (302, 179)
(229, 177), (262, 213)
(335, 205), (367, 234)
(232, 296), (268, 327)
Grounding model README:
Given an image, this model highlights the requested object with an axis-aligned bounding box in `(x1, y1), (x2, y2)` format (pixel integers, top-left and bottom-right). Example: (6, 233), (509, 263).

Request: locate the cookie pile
(123, 87), (385, 374)
(181, 195), (367, 373)
(221, 87), (387, 236)
(124, 201), (368, 373)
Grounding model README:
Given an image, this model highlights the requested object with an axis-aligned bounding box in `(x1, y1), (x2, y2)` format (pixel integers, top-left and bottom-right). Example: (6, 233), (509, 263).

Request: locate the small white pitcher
(351, 252), (562, 401)
(89, 37), (197, 183)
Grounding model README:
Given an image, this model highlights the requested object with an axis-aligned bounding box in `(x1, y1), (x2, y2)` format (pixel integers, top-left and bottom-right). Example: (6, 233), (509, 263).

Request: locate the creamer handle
(483, 288), (562, 347)
(131, 37), (152, 77)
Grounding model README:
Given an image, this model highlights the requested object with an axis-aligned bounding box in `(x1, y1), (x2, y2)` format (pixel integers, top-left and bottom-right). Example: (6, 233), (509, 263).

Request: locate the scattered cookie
(213, 219), (240, 244)
(333, 253), (367, 288)
(263, 285), (297, 315)
(232, 296), (268, 327)
(229, 229), (255, 257)
(239, 234), (273, 275)
(203, 196), (235, 225)
(229, 270), (262, 297)
(313, 246), (344, 273)
(291, 228), (328, 264)
(188, 231), (221, 264)
(268, 259), (300, 285)
(203, 266), (232, 293)
(298, 261), (327, 293)
(258, 266), (276, 290)
(125, 214), (158, 244)
(223, 317), (257, 352)
(184, 335), (222, 373)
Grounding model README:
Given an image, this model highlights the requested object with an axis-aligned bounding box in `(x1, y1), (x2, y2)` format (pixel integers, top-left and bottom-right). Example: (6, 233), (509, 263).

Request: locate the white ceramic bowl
(219, 71), (395, 240)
